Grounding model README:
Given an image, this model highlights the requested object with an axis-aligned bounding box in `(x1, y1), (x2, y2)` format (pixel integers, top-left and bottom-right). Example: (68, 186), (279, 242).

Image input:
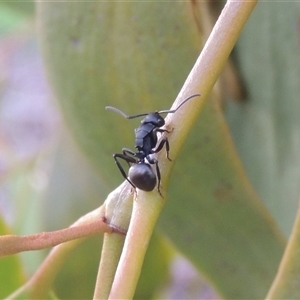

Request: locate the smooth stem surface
(93, 180), (133, 299)
(110, 0), (257, 299)
(0, 220), (111, 257)
(108, 192), (164, 300)
(266, 201), (300, 299)
(93, 233), (125, 299)
(108, 1), (257, 299)
(159, 0), (258, 173)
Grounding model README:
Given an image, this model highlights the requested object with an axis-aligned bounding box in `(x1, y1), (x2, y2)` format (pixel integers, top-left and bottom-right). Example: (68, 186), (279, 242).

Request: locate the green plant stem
(158, 0), (258, 174)
(93, 233), (125, 300)
(108, 192), (164, 300)
(107, 1), (258, 299)
(265, 201), (300, 299)
(93, 182), (133, 299)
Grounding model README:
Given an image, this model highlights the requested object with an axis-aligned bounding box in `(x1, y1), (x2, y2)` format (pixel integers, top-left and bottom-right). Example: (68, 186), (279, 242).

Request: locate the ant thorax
(145, 153), (157, 165)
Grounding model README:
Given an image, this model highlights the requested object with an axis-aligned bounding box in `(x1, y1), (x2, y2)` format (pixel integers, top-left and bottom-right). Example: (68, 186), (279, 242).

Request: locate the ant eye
(156, 119), (164, 127)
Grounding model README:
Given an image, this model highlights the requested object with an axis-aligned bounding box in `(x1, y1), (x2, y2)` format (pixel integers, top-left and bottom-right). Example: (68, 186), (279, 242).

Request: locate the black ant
(106, 94), (200, 196)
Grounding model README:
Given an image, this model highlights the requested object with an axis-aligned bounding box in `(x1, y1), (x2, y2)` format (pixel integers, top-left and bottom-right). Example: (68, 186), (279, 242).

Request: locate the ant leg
(122, 148), (137, 156)
(157, 128), (172, 134)
(147, 156), (163, 198)
(154, 161), (163, 197)
(113, 153), (137, 190)
(155, 128), (172, 133)
(122, 148), (137, 167)
(154, 138), (171, 161)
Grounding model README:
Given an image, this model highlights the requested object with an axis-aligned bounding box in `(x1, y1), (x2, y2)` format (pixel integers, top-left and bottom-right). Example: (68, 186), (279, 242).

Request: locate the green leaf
(226, 2), (300, 236)
(36, 1), (285, 298)
(42, 128), (111, 230)
(160, 98), (285, 298)
(0, 2), (34, 34)
(7, 288), (58, 300)
(53, 237), (102, 299)
(134, 232), (172, 299)
(225, 2), (300, 298)
(36, 1), (200, 187)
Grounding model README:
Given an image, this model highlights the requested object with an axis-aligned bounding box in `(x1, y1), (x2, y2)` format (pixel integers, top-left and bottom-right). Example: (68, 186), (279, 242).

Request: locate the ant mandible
(106, 94), (200, 196)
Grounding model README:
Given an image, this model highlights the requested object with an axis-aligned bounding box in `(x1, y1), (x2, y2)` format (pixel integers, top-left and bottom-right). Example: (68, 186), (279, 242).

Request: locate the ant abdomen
(128, 164), (156, 192)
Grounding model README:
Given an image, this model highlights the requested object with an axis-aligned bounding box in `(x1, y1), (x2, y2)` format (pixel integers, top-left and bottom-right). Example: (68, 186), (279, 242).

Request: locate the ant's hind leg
(146, 156), (163, 198)
(154, 161), (163, 198)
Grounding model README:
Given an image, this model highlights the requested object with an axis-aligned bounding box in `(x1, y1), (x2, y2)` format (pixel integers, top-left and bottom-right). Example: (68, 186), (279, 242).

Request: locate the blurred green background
(0, 1), (299, 299)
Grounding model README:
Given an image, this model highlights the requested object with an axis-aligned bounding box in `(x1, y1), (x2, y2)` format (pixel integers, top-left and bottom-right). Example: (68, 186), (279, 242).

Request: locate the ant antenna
(105, 93), (200, 119)
(158, 94), (200, 114)
(105, 106), (136, 119)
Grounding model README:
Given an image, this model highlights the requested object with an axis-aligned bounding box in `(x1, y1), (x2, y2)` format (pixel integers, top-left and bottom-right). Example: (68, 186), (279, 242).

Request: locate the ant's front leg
(156, 128), (173, 134)
(113, 153), (137, 190)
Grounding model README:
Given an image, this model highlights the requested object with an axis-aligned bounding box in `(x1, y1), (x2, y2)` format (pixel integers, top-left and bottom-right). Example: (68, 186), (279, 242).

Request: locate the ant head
(141, 112), (165, 127)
